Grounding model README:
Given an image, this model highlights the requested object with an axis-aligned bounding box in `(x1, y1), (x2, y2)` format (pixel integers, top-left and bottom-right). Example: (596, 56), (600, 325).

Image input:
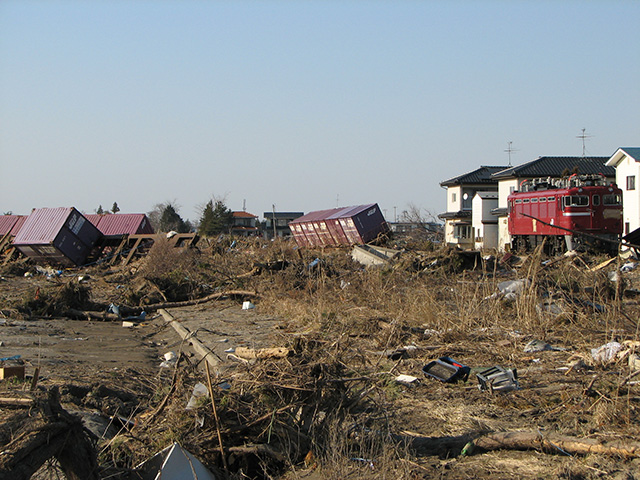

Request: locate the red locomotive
(508, 174), (623, 254)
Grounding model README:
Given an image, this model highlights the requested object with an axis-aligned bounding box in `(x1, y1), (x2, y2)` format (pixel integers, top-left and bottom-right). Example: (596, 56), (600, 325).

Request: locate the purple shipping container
(0, 215), (23, 236)
(10, 216), (27, 236)
(290, 204), (389, 247)
(87, 213), (154, 238)
(12, 207), (103, 266)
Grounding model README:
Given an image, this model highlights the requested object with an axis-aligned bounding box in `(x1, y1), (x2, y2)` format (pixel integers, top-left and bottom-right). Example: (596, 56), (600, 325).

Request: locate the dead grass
(4, 237), (640, 479)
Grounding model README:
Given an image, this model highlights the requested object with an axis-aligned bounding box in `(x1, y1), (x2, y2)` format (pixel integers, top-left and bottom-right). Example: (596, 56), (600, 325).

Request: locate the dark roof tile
(440, 166), (509, 186)
(492, 156), (613, 179)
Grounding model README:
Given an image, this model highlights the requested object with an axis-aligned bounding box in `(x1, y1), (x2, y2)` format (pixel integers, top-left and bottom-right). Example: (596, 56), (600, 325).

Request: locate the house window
(452, 193), (457, 203)
(627, 176), (636, 190)
(510, 186), (515, 194)
(626, 222), (630, 235)
(453, 224), (473, 239)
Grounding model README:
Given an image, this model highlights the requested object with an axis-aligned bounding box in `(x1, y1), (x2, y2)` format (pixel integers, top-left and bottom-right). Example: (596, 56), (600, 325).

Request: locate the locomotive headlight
(578, 188), (583, 192)
(609, 187), (613, 191)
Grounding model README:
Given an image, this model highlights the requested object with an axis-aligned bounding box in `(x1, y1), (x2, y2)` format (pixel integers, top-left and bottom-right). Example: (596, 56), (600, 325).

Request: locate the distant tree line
(145, 197), (234, 235)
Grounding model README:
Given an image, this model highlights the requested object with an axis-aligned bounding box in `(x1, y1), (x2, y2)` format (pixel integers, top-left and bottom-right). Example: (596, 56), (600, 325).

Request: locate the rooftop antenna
(504, 141), (518, 167)
(243, 199), (246, 211)
(577, 128), (592, 157)
(336, 194), (339, 208)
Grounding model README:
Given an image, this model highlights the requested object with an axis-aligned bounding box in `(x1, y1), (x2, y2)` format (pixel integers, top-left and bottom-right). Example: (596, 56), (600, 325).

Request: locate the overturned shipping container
(0, 215), (26, 238)
(290, 204), (389, 247)
(86, 213), (154, 239)
(12, 207), (103, 266)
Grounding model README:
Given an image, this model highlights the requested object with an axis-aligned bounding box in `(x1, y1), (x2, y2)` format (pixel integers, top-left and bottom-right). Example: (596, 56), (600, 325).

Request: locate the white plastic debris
(591, 342), (622, 364)
(629, 353), (640, 372)
(621, 262), (637, 272)
(160, 351), (178, 368)
(395, 374), (419, 385)
(134, 442), (217, 480)
(498, 279), (528, 295)
(242, 301), (255, 310)
(524, 339), (564, 353)
(186, 382), (209, 410)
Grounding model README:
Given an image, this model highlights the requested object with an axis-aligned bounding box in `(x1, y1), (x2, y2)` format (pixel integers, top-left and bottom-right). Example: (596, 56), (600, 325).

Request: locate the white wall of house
(498, 179), (518, 208)
(446, 186), (462, 212)
(497, 216), (510, 251)
(613, 155), (640, 234)
(472, 193), (498, 249)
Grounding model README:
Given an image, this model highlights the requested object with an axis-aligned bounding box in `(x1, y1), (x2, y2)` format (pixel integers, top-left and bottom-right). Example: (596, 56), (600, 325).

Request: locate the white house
(438, 166), (508, 249)
(472, 192), (499, 250)
(605, 148), (640, 236)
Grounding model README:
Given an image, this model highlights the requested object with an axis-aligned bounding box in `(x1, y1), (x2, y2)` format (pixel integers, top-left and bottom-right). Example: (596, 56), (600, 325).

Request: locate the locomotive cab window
(592, 195), (600, 206)
(563, 195), (589, 208)
(603, 194), (622, 205)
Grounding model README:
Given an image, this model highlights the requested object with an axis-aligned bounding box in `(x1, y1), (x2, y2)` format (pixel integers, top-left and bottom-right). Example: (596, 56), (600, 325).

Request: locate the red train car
(508, 175), (623, 254)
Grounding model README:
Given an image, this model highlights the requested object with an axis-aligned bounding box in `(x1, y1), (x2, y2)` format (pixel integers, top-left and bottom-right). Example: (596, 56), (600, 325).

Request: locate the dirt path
(0, 300), (281, 386)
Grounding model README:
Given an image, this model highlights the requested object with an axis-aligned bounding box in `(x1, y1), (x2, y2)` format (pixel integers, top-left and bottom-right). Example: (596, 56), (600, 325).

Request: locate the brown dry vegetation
(2, 237), (640, 479)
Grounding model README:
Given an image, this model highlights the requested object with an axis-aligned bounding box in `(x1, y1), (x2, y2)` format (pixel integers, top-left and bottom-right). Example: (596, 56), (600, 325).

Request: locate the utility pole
(272, 204), (277, 239)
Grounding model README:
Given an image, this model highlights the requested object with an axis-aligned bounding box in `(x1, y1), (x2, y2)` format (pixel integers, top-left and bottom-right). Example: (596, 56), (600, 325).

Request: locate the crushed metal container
(476, 366), (519, 393)
(12, 207), (103, 267)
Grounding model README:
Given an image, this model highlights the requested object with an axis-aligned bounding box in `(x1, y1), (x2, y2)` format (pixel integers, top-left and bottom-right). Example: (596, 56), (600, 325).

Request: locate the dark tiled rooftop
(492, 156), (613, 179)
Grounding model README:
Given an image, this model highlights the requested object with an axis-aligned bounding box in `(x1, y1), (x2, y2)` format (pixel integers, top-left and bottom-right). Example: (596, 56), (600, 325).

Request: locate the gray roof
(263, 212), (304, 219)
(618, 148), (640, 161)
(440, 166), (509, 187)
(476, 191), (498, 199)
(492, 156), (613, 179)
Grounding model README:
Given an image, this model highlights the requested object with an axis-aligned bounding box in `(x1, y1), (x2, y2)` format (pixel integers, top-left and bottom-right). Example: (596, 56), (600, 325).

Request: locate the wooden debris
(472, 431), (640, 457)
(234, 346), (290, 360)
(159, 309), (222, 372)
(0, 387), (99, 480)
(0, 396), (34, 407)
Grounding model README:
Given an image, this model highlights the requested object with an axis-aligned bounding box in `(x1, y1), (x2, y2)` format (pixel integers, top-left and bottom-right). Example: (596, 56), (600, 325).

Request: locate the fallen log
(159, 309), (222, 373)
(471, 431), (640, 457)
(234, 346), (290, 360)
(228, 444), (286, 463)
(0, 396), (34, 407)
(64, 289), (260, 321)
(145, 289), (260, 311)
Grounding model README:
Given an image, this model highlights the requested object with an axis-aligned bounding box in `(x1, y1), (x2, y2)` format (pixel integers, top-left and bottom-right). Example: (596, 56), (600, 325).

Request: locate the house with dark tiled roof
(438, 166), (508, 249)
(491, 156), (614, 250)
(606, 148), (640, 235)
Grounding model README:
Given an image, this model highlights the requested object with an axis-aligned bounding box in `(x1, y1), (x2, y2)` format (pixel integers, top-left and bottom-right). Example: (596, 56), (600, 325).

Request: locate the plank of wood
(159, 309), (221, 373)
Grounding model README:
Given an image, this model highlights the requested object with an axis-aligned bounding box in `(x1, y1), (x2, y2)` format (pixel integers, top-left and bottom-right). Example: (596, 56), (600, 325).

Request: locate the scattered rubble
(2, 238), (640, 479)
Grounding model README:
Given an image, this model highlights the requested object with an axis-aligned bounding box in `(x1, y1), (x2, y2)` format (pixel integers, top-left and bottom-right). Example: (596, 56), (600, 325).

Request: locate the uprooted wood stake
(0, 387), (99, 480)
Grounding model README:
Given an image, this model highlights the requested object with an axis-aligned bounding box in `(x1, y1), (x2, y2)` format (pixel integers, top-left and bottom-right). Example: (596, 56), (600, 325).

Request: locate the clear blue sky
(1, 1), (638, 223)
